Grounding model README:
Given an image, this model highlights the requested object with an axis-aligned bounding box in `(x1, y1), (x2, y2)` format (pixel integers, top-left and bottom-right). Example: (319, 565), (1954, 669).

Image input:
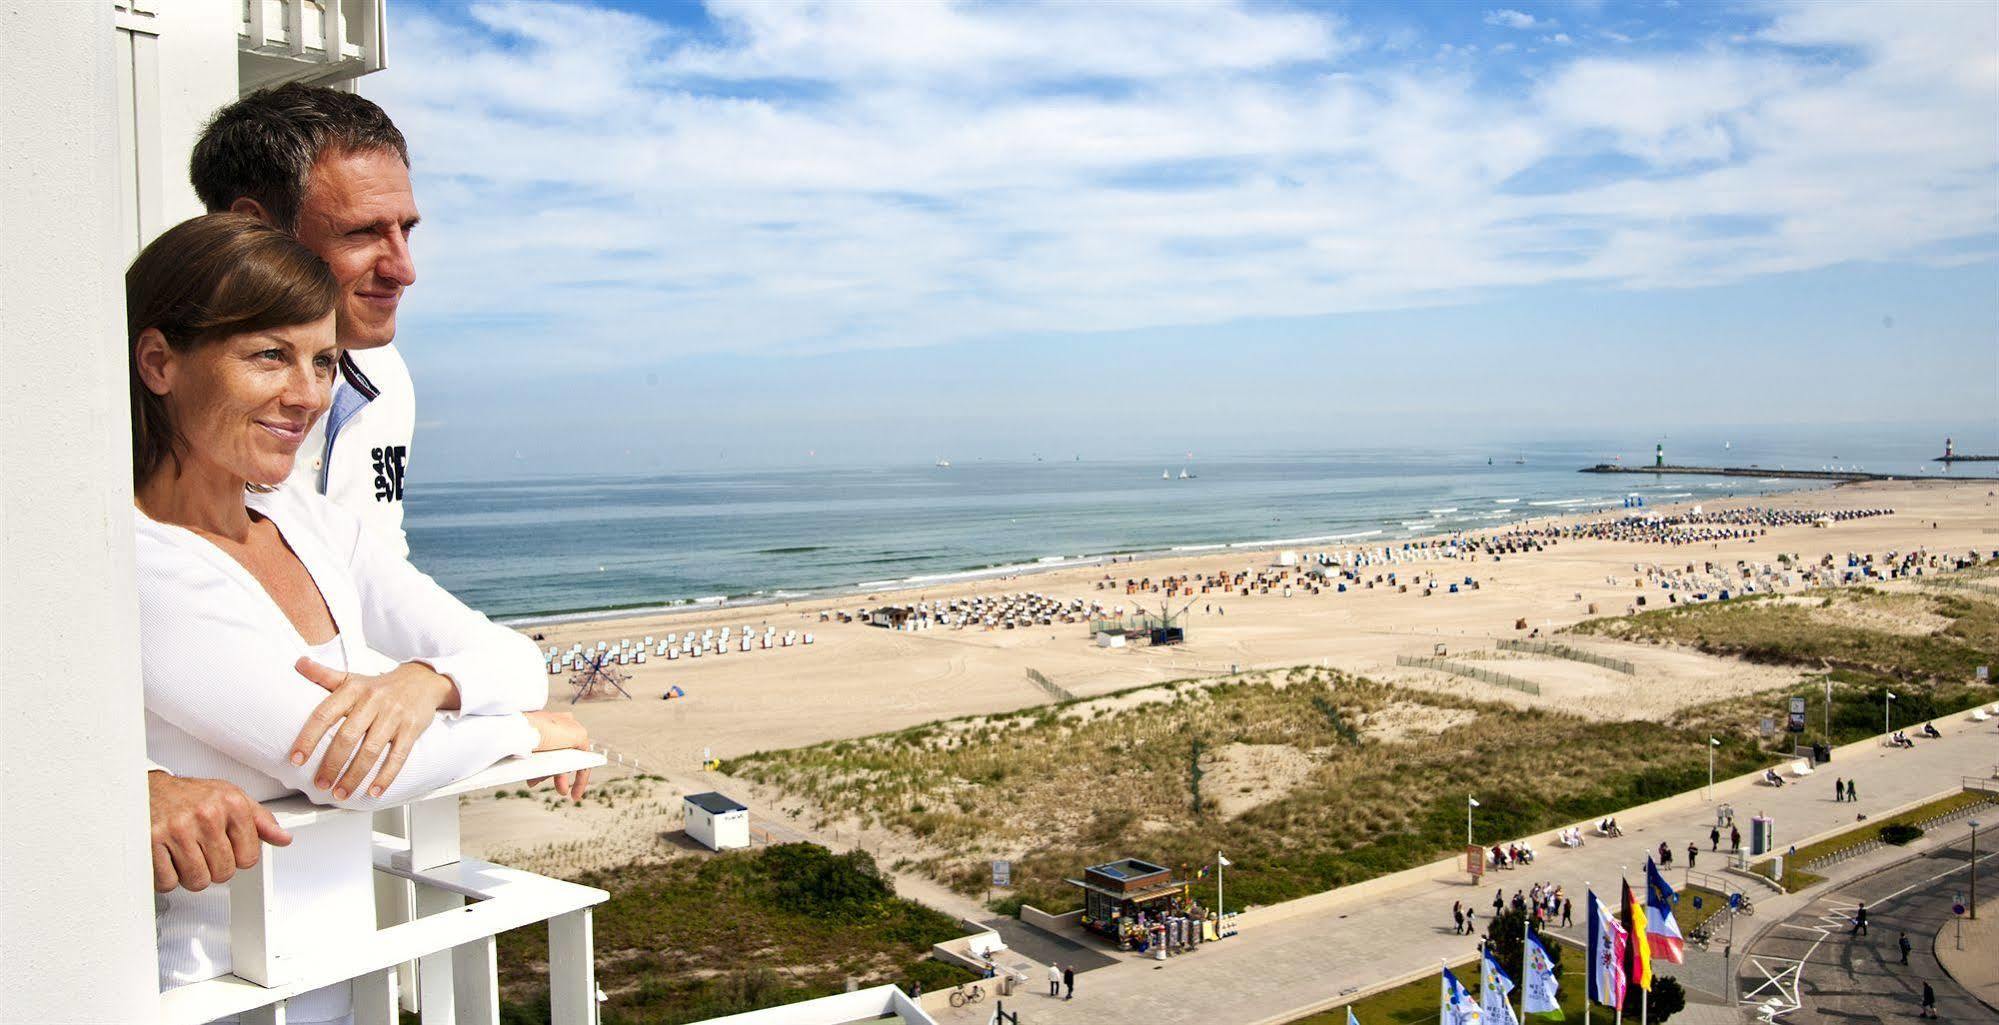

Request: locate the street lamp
(1972, 820), (1981, 921)
(1884, 690), (1897, 737)
(1468, 796), (1480, 846)
(1708, 737), (1721, 801)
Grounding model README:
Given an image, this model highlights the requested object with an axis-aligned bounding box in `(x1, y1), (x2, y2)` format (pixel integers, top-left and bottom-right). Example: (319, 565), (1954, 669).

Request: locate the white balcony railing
(239, 0), (386, 91)
(159, 748), (607, 1025)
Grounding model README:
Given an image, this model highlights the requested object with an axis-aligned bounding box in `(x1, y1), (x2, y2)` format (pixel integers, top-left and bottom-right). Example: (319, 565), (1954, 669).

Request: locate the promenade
(930, 723), (1999, 1025)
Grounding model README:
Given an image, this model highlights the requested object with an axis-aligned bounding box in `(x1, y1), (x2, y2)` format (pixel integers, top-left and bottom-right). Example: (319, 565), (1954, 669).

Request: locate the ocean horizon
(406, 429), (1976, 623)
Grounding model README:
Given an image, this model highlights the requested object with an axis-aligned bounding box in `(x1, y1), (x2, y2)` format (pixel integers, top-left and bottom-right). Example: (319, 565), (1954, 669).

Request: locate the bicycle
(949, 981), (986, 1008)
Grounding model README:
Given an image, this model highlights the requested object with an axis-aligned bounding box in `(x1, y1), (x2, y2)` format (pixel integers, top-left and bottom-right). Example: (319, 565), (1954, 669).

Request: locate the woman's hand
(523, 710), (591, 802)
(290, 658), (460, 800)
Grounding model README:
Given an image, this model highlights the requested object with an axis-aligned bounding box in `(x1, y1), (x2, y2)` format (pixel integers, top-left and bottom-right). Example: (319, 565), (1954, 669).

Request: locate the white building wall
(114, 0), (241, 256)
(1, 1), (162, 1021)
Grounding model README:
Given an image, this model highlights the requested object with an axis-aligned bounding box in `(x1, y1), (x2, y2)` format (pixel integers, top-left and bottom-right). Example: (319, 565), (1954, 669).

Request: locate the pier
(1580, 464), (1999, 482)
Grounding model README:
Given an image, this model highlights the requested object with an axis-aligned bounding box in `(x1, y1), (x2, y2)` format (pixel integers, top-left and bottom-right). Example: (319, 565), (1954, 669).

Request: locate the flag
(1442, 965), (1483, 1025)
(1218, 853), (1233, 867)
(1622, 879), (1653, 992)
(1481, 951), (1521, 1025)
(1523, 933), (1564, 1019)
(1348, 1009), (1361, 1025)
(1585, 890), (1627, 1010)
(1644, 858), (1687, 965)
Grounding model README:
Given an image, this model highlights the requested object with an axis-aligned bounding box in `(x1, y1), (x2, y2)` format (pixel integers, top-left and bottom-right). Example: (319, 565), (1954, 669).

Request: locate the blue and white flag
(1481, 952), (1520, 1025)
(1442, 965), (1483, 1025)
(1523, 933), (1563, 1018)
(1348, 1009), (1361, 1025)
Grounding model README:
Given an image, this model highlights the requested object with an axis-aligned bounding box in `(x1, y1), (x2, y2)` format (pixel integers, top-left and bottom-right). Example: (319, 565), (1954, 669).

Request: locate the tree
(1623, 976), (1687, 1023)
(1483, 906), (1563, 985)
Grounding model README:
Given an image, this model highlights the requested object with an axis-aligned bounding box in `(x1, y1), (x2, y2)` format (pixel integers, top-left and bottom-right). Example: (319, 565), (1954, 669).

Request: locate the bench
(1789, 758), (1814, 777)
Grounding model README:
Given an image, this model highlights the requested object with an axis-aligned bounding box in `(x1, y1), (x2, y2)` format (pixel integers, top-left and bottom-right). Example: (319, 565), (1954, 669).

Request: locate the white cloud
(1484, 9), (1543, 30)
(367, 0), (1999, 365)
(1544, 32), (1574, 45)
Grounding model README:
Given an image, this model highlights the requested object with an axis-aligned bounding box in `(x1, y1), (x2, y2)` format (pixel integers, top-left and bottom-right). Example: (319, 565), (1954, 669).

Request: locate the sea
(405, 432), (1972, 623)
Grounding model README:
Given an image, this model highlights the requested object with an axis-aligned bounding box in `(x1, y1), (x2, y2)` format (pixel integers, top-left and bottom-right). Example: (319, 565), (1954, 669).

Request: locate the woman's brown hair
(126, 212), (339, 486)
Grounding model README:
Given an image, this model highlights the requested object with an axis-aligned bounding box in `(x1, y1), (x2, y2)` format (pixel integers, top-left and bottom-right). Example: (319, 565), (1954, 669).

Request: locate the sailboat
(1162, 469), (1171, 480)
(1179, 468), (1196, 479)
(935, 458), (951, 468)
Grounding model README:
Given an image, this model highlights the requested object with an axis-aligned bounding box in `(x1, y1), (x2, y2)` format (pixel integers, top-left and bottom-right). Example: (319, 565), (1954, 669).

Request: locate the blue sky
(363, 0), (1998, 477)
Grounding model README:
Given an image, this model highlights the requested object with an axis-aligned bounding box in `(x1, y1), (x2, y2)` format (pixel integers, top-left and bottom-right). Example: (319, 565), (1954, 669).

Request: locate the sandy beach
(464, 477), (1999, 864)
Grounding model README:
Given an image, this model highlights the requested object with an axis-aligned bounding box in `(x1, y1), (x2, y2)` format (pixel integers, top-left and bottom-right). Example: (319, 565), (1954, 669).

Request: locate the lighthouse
(1946, 436), (1955, 459)
(1655, 443), (1665, 468)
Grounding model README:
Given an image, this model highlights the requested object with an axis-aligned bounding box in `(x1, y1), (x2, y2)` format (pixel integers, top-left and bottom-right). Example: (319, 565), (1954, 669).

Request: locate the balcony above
(240, 0), (385, 92)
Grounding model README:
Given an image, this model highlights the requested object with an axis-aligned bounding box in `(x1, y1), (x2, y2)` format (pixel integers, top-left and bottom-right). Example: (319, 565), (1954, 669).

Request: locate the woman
(131, 213), (587, 1021)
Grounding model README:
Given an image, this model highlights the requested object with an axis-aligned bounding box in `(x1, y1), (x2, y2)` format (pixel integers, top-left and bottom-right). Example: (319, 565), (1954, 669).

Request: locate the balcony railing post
(353, 969), (396, 1025)
(549, 909), (598, 1025)
(228, 852), (286, 987)
(453, 936), (501, 1025)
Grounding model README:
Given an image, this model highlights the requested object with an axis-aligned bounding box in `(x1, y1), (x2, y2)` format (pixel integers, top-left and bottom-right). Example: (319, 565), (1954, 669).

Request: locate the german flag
(1621, 878), (1652, 992)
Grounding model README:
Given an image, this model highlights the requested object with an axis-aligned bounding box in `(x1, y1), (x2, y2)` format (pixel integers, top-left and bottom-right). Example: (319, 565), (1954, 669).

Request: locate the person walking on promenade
(1920, 981), (1937, 1018)
(1730, 825), (1742, 852)
(1453, 902), (1465, 935)
(1847, 779), (1857, 802)
(1898, 932), (1912, 965)
(1687, 843), (1699, 871)
(1711, 825), (1721, 851)
(1493, 888), (1504, 916)
(1048, 962), (1062, 996)
(1851, 902), (1869, 937)
(1834, 776), (1845, 802)
(1465, 908), (1477, 936)
(1561, 897), (1573, 928)
(1658, 841), (1672, 868)
(1063, 964), (1075, 1000)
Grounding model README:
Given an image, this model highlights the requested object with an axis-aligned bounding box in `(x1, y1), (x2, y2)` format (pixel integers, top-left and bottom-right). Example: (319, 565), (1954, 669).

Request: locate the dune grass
(494, 843), (974, 1025)
(1575, 588), (1999, 745)
(727, 669), (1775, 913)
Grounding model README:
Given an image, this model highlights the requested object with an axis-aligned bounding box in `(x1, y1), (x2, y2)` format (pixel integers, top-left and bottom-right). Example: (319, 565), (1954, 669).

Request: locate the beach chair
(1971, 709), (1990, 722)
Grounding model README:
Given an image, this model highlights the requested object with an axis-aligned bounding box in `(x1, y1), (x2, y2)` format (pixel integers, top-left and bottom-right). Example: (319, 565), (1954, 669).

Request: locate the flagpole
(1584, 880), (1592, 1025)
(1217, 852), (1225, 921)
(1519, 899), (1529, 1025)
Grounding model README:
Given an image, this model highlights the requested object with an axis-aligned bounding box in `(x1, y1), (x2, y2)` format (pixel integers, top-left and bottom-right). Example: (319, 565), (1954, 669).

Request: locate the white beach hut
(683, 792), (751, 851)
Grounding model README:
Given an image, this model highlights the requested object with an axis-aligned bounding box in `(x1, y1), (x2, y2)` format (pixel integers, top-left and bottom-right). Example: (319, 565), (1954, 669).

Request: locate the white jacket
(287, 344), (415, 558)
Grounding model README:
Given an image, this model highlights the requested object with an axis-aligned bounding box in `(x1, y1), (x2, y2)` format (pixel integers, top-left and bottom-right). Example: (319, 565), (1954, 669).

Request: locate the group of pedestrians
(1833, 776), (1859, 802)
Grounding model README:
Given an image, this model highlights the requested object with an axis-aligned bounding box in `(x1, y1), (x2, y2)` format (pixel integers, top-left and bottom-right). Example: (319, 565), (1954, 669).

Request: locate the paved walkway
(1739, 832), (1998, 1023)
(929, 724), (1999, 1025)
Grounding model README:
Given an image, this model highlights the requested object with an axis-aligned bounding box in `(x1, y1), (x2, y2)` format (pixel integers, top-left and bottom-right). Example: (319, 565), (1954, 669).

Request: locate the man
(1731, 825), (1742, 852)
(1453, 901), (1465, 935)
(1835, 775), (1845, 802)
(1048, 962), (1061, 997)
(1711, 825), (1721, 851)
(1847, 778), (1857, 802)
(146, 83), (434, 893)
(1920, 980), (1937, 1018)
(1898, 931), (1912, 965)
(1063, 964), (1075, 1000)
(191, 82), (419, 555)
(1560, 897), (1573, 928)
(1687, 842), (1699, 871)
(1851, 901), (1869, 937)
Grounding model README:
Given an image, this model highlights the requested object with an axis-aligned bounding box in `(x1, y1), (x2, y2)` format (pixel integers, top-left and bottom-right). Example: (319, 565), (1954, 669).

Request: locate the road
(1739, 831), (1999, 1024)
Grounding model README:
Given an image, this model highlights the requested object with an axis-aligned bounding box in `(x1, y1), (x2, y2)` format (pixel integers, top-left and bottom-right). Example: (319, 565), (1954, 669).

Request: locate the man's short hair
(190, 82), (409, 232)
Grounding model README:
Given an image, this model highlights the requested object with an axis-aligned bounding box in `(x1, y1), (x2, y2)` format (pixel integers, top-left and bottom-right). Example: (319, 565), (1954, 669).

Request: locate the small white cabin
(684, 791), (751, 851)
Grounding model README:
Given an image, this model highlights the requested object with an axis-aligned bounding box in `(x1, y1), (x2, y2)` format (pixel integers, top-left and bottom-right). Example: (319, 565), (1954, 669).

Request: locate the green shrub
(1880, 823), (1924, 846)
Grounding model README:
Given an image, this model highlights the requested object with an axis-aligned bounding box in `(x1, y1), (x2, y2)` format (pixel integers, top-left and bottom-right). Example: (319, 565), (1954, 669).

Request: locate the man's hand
(290, 658), (458, 801)
(523, 710), (591, 801)
(149, 771), (291, 893)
